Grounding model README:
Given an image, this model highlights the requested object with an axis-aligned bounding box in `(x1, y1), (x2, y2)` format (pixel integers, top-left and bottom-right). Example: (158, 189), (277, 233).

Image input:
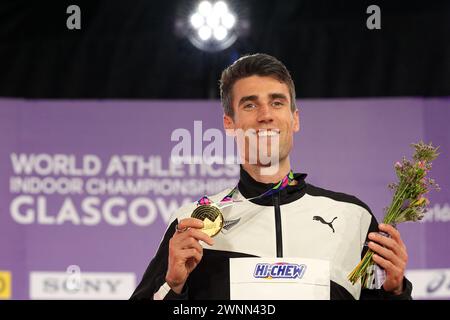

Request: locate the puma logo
(313, 216), (338, 233)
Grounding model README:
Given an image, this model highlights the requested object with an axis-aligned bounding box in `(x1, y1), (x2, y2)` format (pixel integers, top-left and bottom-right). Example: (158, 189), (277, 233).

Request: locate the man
(131, 53), (412, 300)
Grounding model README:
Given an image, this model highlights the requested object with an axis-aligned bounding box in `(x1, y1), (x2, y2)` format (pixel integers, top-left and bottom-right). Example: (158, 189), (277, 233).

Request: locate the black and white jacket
(131, 168), (412, 300)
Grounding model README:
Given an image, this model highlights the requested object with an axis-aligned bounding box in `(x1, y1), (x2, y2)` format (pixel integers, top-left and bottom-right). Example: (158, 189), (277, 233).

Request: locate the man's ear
(223, 114), (235, 136)
(293, 109), (300, 132)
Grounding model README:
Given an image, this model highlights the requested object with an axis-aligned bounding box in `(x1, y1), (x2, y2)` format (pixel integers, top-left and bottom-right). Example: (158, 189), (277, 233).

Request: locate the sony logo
(30, 272), (135, 299)
(42, 277), (122, 294)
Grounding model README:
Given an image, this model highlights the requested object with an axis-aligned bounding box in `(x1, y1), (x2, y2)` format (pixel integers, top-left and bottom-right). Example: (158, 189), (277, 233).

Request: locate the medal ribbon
(196, 170), (297, 208)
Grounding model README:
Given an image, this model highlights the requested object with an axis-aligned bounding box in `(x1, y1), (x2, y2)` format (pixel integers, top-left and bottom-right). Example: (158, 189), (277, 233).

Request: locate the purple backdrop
(0, 97), (449, 299)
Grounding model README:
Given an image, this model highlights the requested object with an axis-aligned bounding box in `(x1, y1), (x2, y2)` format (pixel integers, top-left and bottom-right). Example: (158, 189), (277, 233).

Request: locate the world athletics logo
(253, 263), (307, 280)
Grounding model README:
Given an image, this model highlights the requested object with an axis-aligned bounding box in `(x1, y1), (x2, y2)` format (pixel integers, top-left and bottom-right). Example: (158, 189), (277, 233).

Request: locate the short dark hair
(219, 53), (297, 118)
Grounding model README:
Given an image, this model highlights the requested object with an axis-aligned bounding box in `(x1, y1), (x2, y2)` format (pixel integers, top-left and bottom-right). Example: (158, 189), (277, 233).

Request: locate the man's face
(223, 75), (299, 166)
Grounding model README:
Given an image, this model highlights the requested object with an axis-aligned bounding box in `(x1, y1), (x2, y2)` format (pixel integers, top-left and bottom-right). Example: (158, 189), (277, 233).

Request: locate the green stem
(384, 182), (408, 224)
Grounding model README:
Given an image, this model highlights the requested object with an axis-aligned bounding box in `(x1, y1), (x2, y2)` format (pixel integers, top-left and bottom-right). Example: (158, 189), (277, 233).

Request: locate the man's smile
(250, 129), (280, 137)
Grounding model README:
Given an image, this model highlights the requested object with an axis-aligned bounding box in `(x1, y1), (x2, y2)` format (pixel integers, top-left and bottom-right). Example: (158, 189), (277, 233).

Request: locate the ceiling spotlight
(185, 1), (238, 52)
(198, 1), (213, 16)
(221, 13), (235, 29)
(213, 1), (228, 15)
(190, 13), (204, 29)
(213, 26), (227, 41)
(198, 26), (212, 40)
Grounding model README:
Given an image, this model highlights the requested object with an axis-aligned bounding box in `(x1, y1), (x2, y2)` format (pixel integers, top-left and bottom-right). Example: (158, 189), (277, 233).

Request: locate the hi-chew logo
(253, 262), (306, 279)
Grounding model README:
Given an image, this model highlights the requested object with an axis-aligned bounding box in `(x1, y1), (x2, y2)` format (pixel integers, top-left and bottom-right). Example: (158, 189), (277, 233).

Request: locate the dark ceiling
(1, 0), (449, 99)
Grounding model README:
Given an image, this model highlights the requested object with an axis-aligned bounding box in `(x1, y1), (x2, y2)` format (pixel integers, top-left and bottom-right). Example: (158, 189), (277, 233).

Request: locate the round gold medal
(191, 205), (224, 237)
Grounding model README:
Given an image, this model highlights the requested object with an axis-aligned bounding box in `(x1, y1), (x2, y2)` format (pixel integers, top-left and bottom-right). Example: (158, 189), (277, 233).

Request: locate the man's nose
(256, 103), (274, 123)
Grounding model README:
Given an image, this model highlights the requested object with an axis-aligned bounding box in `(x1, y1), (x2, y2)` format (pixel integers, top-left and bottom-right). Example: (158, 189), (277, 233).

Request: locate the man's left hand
(368, 223), (409, 295)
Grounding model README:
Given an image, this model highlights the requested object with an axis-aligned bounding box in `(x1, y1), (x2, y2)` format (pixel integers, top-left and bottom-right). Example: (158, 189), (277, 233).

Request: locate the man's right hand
(165, 218), (214, 294)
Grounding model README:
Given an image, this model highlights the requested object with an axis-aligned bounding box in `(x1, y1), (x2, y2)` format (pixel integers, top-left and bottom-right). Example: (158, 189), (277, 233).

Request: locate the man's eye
(243, 104), (256, 109)
(272, 101), (284, 107)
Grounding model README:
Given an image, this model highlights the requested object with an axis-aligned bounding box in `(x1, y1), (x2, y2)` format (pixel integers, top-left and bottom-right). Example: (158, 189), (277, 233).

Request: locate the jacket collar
(237, 165), (308, 206)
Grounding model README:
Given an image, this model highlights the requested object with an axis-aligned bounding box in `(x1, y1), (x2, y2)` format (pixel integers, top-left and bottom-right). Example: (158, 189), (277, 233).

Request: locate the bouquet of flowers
(348, 141), (440, 288)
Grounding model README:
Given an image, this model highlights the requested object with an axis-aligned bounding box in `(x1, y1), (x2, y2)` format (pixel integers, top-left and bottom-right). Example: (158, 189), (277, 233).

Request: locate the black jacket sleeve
(130, 219), (189, 300)
(360, 277), (413, 300)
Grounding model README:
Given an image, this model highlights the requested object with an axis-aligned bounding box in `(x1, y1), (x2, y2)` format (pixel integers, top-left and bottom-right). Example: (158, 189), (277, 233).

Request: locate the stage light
(198, 26), (212, 40)
(221, 12), (235, 29)
(190, 13), (204, 29)
(213, 1), (228, 15)
(198, 1), (213, 16)
(213, 26), (227, 41)
(185, 1), (238, 52)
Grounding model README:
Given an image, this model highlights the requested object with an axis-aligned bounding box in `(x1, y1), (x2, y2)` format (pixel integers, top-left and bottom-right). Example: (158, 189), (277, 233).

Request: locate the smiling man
(224, 73), (298, 181)
(131, 53), (412, 300)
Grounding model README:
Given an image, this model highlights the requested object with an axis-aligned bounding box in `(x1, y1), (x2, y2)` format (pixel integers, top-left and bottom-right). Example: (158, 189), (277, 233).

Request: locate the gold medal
(191, 204), (224, 237)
